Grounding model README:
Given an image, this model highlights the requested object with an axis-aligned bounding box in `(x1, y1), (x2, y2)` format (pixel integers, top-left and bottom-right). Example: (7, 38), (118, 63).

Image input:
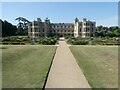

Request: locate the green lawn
(70, 45), (118, 88)
(2, 45), (56, 88)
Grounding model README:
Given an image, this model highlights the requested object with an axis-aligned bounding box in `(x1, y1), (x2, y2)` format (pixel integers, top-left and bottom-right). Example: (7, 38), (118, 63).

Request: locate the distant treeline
(0, 19), (120, 37)
(95, 26), (120, 37)
(0, 19), (27, 37)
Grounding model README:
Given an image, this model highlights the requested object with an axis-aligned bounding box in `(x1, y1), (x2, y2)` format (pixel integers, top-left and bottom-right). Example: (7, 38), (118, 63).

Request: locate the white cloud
(96, 16), (118, 27)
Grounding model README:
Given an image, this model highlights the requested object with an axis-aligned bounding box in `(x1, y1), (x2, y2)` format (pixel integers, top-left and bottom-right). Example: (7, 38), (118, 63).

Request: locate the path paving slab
(45, 41), (91, 88)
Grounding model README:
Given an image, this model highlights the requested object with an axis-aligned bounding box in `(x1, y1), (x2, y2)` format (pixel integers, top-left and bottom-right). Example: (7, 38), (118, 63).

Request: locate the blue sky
(1, 2), (118, 27)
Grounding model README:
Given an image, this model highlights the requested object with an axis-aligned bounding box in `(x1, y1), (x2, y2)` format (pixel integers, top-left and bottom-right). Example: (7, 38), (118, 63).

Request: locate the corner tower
(74, 18), (79, 37)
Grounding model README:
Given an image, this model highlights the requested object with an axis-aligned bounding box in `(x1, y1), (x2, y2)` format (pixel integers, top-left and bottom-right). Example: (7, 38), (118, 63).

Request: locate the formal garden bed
(1, 36), (120, 45)
(1, 36), (59, 45)
(66, 36), (120, 45)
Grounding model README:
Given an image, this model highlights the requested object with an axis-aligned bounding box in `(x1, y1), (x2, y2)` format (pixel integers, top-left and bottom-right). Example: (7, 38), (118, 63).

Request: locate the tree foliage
(96, 26), (120, 37)
(15, 17), (30, 36)
(1, 19), (17, 37)
(15, 17), (30, 29)
(1, 17), (30, 37)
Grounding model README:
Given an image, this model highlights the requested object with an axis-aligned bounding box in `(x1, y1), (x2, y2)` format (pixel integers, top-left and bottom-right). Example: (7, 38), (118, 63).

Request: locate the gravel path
(45, 41), (91, 88)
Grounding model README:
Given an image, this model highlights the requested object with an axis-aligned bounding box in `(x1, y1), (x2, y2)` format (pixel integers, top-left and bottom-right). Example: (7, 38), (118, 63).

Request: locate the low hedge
(2, 36), (58, 45)
(67, 37), (89, 45)
(40, 37), (58, 45)
(1, 42), (25, 45)
(2, 36), (31, 43)
(67, 37), (120, 45)
(72, 40), (89, 45)
(90, 39), (120, 45)
(31, 37), (58, 45)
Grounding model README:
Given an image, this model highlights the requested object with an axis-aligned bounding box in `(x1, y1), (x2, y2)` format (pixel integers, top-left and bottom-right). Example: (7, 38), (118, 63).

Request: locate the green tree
(15, 17), (30, 35)
(2, 19), (17, 37)
(109, 26), (119, 32)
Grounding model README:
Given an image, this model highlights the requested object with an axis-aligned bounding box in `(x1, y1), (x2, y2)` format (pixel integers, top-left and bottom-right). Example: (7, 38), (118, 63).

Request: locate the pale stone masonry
(28, 18), (96, 38)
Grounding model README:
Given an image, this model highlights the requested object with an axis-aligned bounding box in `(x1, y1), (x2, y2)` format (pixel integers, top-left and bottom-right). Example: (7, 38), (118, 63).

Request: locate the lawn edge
(42, 46), (57, 89)
(69, 46), (92, 88)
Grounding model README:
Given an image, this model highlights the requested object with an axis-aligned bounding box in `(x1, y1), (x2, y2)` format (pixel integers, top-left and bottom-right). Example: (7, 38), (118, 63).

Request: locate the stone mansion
(28, 18), (96, 38)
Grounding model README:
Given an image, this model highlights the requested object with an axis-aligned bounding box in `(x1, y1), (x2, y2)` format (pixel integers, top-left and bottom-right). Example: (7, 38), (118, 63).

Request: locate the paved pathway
(45, 41), (90, 88)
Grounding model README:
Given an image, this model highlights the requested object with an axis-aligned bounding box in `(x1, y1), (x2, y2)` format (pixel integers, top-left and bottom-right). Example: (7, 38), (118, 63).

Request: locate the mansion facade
(28, 18), (96, 38)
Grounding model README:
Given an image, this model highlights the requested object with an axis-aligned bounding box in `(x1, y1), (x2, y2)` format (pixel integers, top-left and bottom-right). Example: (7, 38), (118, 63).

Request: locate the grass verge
(70, 45), (118, 88)
(2, 45), (56, 88)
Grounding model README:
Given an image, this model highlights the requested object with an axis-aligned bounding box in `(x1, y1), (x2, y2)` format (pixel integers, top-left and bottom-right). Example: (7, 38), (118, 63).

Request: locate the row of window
(29, 33), (45, 37)
(29, 22), (95, 28)
(83, 28), (94, 32)
(30, 28), (74, 33)
(52, 34), (74, 37)
(51, 30), (73, 33)
(30, 33), (74, 37)
(30, 28), (45, 32)
(83, 23), (94, 26)
(30, 28), (94, 33)
(52, 25), (74, 29)
(85, 33), (90, 36)
(29, 33), (92, 37)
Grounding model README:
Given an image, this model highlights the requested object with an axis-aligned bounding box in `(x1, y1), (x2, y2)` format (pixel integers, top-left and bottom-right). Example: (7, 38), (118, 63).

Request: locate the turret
(37, 18), (42, 22)
(74, 18), (79, 23)
(74, 18), (79, 37)
(45, 17), (50, 24)
(83, 18), (87, 22)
